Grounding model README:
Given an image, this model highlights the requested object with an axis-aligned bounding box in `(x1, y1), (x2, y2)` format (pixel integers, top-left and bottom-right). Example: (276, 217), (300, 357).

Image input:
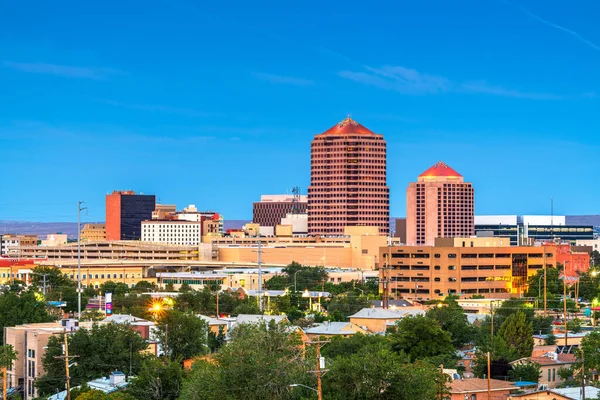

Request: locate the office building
(253, 194), (308, 228)
(106, 191), (155, 241)
(475, 215), (594, 246)
(406, 161), (474, 246)
(80, 223), (106, 242)
(152, 204), (177, 220)
(176, 205), (224, 235)
(0, 234), (37, 256)
(380, 238), (557, 300)
(308, 117), (389, 236)
(142, 220), (202, 246)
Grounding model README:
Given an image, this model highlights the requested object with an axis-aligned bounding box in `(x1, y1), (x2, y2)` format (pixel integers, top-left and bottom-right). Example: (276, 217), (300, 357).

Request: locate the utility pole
(216, 291), (219, 318)
(77, 201), (87, 319)
(582, 348), (585, 400)
(257, 241), (263, 312)
(564, 275), (568, 348)
(32, 272), (49, 297)
(490, 301), (494, 346)
(54, 331), (78, 400)
(487, 352), (491, 399)
(307, 340), (329, 400)
(3, 366), (6, 400)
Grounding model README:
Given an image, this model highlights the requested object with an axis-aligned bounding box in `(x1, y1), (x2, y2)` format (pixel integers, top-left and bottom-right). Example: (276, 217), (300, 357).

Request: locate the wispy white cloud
(502, 0), (600, 53)
(96, 99), (215, 117)
(2, 61), (122, 80)
(340, 64), (565, 100)
(253, 72), (314, 86)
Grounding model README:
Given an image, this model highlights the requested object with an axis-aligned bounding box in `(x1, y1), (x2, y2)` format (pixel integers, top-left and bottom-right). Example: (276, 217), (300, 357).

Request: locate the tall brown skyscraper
(308, 117), (389, 236)
(406, 161), (474, 245)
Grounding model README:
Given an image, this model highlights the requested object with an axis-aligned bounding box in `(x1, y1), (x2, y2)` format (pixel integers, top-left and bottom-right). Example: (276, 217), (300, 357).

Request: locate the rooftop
(304, 321), (366, 336)
(235, 314), (289, 325)
(348, 307), (423, 319)
(318, 117), (377, 137)
(418, 161), (462, 179)
(450, 378), (515, 393)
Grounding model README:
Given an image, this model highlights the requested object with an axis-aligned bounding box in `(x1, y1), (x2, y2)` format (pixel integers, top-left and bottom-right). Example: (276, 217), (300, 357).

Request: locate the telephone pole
(487, 352), (491, 399)
(77, 201), (87, 319)
(307, 340), (329, 400)
(254, 241), (263, 312)
(54, 331), (78, 400)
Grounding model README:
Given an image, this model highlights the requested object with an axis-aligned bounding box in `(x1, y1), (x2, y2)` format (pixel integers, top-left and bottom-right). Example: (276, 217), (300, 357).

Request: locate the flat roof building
(253, 194), (308, 229)
(380, 242), (557, 301)
(106, 190), (156, 241)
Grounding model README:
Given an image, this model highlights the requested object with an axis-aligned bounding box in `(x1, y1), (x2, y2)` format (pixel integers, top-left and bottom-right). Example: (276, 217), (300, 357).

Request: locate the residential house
(449, 378), (517, 400)
(510, 352), (576, 389)
(348, 307), (424, 334)
(304, 322), (367, 339)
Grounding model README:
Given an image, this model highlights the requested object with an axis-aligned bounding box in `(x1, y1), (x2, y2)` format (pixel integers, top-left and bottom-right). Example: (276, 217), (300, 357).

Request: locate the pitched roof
(304, 321), (366, 336)
(450, 378), (516, 393)
(418, 161), (462, 178)
(512, 353), (576, 366)
(318, 117), (377, 136)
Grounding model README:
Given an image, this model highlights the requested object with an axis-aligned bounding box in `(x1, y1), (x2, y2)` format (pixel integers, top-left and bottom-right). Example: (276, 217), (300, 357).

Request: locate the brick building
(406, 161), (474, 246)
(253, 194), (308, 228)
(308, 117), (389, 236)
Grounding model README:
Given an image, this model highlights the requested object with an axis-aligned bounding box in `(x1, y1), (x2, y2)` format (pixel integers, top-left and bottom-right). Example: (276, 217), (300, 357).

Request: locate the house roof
(317, 117), (377, 137)
(197, 315), (228, 326)
(450, 378), (516, 393)
(235, 314), (288, 325)
(418, 161), (462, 178)
(349, 307), (424, 319)
(511, 353), (576, 366)
(304, 322), (366, 336)
(370, 299), (413, 308)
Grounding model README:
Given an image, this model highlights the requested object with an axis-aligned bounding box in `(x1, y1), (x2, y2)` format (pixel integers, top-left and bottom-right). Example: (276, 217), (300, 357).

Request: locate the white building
(141, 220), (202, 246)
(176, 204), (224, 234)
(280, 213), (308, 235)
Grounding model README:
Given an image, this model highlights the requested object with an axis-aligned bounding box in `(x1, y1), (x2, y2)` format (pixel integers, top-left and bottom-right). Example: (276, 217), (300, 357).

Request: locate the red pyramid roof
(319, 117), (376, 136)
(419, 161), (462, 178)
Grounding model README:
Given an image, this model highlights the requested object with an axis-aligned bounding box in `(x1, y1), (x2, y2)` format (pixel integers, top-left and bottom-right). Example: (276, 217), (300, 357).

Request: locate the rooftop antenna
(291, 186), (301, 215)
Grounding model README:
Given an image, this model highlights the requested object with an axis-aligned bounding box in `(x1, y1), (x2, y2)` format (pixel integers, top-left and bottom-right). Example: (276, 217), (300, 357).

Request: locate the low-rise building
(510, 352), (576, 389)
(348, 307), (424, 334)
(41, 234), (68, 247)
(449, 378), (517, 400)
(304, 321), (367, 338)
(48, 371), (128, 400)
(508, 386), (600, 400)
(380, 242), (558, 301)
(0, 234), (37, 256)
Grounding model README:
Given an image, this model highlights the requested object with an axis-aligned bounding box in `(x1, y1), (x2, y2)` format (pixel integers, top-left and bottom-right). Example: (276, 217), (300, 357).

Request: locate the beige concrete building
(18, 241), (204, 262)
(406, 161), (474, 246)
(41, 234), (68, 247)
(5, 319), (93, 399)
(0, 234), (37, 256)
(80, 224), (106, 242)
(215, 226), (392, 269)
(380, 242), (557, 300)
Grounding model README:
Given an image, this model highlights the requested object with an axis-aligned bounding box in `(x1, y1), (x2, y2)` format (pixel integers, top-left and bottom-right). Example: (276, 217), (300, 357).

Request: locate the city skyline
(2, 0), (600, 222)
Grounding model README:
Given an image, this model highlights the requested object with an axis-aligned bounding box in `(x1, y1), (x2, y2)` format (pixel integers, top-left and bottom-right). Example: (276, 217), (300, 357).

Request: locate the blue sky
(1, 0), (599, 222)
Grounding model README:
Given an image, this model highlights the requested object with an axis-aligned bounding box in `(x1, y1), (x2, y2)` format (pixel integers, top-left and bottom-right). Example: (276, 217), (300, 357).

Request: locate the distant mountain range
(0, 219), (253, 239)
(0, 218), (400, 238)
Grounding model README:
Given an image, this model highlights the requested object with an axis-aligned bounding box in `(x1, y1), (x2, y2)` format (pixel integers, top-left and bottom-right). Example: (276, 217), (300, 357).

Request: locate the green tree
(156, 311), (209, 360)
(545, 333), (557, 345)
(127, 357), (184, 400)
(576, 331), (600, 383)
(0, 290), (56, 343)
(0, 344), (18, 387)
(508, 361), (541, 383)
(322, 333), (390, 360)
(497, 311), (534, 359)
(389, 315), (456, 364)
(591, 251), (600, 267)
(180, 321), (311, 400)
(426, 298), (475, 347)
(324, 342), (443, 400)
(532, 315), (554, 335)
(37, 324), (148, 396)
(100, 281), (130, 297)
(207, 326), (226, 353)
(567, 318), (583, 333)
(326, 293), (370, 321)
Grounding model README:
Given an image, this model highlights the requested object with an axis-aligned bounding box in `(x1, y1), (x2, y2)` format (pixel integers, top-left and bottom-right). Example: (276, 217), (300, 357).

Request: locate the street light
(289, 384), (318, 394)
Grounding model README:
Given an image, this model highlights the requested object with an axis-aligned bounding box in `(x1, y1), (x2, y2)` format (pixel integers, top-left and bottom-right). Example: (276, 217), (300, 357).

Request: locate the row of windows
(162, 278), (224, 285)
